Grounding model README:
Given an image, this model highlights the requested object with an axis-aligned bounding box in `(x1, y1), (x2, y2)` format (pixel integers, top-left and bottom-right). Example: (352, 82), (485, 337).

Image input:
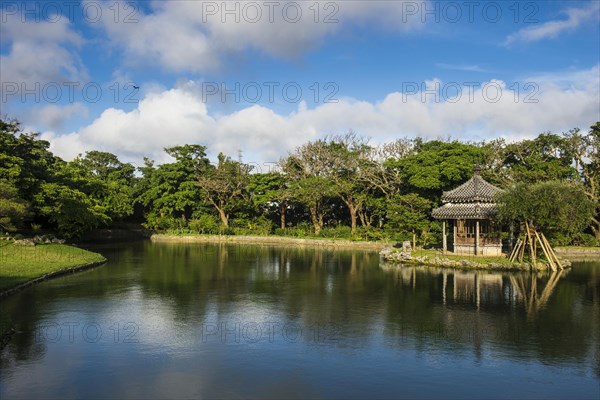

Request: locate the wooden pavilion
(432, 167), (503, 256)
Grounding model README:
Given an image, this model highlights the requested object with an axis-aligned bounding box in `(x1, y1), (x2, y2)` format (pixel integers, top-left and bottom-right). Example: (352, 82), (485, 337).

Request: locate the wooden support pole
(541, 233), (563, 270)
(442, 221), (447, 253)
(534, 230), (556, 272)
(519, 235), (527, 263)
(525, 221), (536, 268)
(509, 238), (521, 262)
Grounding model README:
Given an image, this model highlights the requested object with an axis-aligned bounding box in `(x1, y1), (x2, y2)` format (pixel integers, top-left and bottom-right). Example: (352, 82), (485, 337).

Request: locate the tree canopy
(1, 118), (598, 245)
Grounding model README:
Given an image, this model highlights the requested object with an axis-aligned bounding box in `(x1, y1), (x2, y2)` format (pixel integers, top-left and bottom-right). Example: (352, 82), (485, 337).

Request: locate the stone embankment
(151, 234), (391, 250)
(379, 247), (571, 271)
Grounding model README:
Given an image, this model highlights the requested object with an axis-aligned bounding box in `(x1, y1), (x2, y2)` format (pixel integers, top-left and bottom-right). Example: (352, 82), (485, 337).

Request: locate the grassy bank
(151, 233), (393, 250)
(0, 242), (106, 294)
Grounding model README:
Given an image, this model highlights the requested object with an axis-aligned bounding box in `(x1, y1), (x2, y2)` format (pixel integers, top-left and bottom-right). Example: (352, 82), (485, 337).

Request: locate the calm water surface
(1, 241), (599, 399)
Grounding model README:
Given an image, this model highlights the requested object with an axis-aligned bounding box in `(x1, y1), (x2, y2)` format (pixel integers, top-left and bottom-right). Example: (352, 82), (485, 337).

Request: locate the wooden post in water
(442, 221), (447, 253)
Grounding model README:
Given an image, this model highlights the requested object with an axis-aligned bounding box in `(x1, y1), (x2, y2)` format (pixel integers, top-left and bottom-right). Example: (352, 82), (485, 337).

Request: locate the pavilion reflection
(380, 262), (567, 313)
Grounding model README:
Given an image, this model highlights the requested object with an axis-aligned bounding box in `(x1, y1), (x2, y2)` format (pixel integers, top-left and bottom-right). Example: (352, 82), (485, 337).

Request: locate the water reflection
(0, 242), (598, 399)
(380, 262), (568, 314)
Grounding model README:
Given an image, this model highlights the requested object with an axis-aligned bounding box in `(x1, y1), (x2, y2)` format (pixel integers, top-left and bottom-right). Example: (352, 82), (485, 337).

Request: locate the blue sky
(1, 0), (599, 167)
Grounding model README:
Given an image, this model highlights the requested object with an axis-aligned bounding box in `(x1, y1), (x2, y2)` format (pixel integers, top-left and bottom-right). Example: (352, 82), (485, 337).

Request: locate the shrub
(189, 215), (220, 234)
(319, 226), (352, 239)
(570, 232), (599, 247)
(353, 226), (387, 241)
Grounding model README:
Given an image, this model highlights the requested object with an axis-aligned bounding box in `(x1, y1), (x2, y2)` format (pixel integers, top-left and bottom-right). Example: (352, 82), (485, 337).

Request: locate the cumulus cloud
(0, 11), (86, 88)
(504, 2), (600, 45)
(26, 103), (89, 131)
(90, 0), (425, 72)
(41, 65), (600, 168)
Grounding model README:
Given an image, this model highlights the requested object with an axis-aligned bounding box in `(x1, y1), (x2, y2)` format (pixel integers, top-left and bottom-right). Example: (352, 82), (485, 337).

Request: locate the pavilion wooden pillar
(453, 222), (457, 253)
(475, 220), (480, 255)
(442, 221), (447, 253)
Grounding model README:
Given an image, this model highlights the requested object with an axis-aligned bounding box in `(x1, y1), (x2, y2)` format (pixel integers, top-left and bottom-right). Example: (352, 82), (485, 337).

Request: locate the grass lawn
(0, 242), (106, 292)
(407, 248), (515, 265)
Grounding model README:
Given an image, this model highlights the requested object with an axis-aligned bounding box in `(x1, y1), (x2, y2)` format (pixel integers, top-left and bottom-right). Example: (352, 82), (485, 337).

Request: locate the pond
(1, 241), (598, 399)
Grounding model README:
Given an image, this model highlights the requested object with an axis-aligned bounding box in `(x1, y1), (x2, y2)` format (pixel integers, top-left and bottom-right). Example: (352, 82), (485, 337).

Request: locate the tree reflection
(1, 242), (598, 380)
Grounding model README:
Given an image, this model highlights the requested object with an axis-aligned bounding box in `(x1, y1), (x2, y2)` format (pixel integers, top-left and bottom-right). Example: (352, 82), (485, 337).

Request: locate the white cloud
(504, 2), (600, 45)
(90, 0), (425, 73)
(0, 12), (86, 88)
(26, 103), (89, 131)
(42, 65), (600, 168)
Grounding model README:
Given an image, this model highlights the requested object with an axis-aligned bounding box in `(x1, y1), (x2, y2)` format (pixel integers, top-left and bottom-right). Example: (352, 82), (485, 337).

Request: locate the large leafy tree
(500, 133), (577, 184)
(136, 145), (210, 228)
(564, 122), (600, 239)
(34, 183), (110, 239)
(248, 172), (293, 229)
(197, 153), (252, 227)
(68, 151), (137, 220)
(388, 140), (487, 202)
(386, 193), (431, 247)
(496, 181), (596, 243)
(281, 133), (376, 233)
(1, 119), (112, 237)
(0, 179), (30, 232)
(281, 144), (335, 235)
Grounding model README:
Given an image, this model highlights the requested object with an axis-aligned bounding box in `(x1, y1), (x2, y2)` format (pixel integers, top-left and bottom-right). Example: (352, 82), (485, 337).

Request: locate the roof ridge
(441, 174), (502, 203)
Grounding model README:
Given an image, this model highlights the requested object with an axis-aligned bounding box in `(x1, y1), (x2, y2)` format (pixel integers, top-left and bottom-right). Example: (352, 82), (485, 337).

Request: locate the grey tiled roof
(441, 174), (502, 203)
(431, 202), (498, 219)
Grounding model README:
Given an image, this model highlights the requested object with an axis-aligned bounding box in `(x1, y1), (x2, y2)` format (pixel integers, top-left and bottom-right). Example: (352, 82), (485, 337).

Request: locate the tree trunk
(349, 205), (357, 232)
(217, 208), (228, 227)
(358, 210), (367, 227)
(280, 203), (286, 230)
(412, 230), (416, 250)
(342, 197), (361, 232)
(310, 205), (323, 235)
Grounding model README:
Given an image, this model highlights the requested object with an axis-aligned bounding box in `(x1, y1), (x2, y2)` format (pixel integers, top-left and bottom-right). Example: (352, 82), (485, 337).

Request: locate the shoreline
(0, 259), (107, 299)
(379, 248), (573, 271)
(150, 234), (392, 250)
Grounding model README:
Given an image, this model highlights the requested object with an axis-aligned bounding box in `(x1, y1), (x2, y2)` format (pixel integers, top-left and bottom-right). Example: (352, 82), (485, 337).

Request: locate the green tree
(135, 145), (210, 228)
(496, 181), (596, 244)
(501, 133), (577, 184)
(281, 133), (375, 233)
(248, 172), (292, 229)
(34, 183), (110, 238)
(388, 140), (486, 201)
(386, 193), (431, 248)
(0, 179), (30, 232)
(69, 151), (137, 220)
(197, 153), (252, 227)
(564, 122), (600, 239)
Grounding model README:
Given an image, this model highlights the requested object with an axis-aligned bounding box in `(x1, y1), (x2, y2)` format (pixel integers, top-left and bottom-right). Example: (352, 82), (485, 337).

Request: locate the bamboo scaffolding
(509, 238), (522, 263)
(541, 233), (563, 270)
(525, 222), (536, 268)
(507, 223), (564, 271)
(534, 230), (556, 272)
